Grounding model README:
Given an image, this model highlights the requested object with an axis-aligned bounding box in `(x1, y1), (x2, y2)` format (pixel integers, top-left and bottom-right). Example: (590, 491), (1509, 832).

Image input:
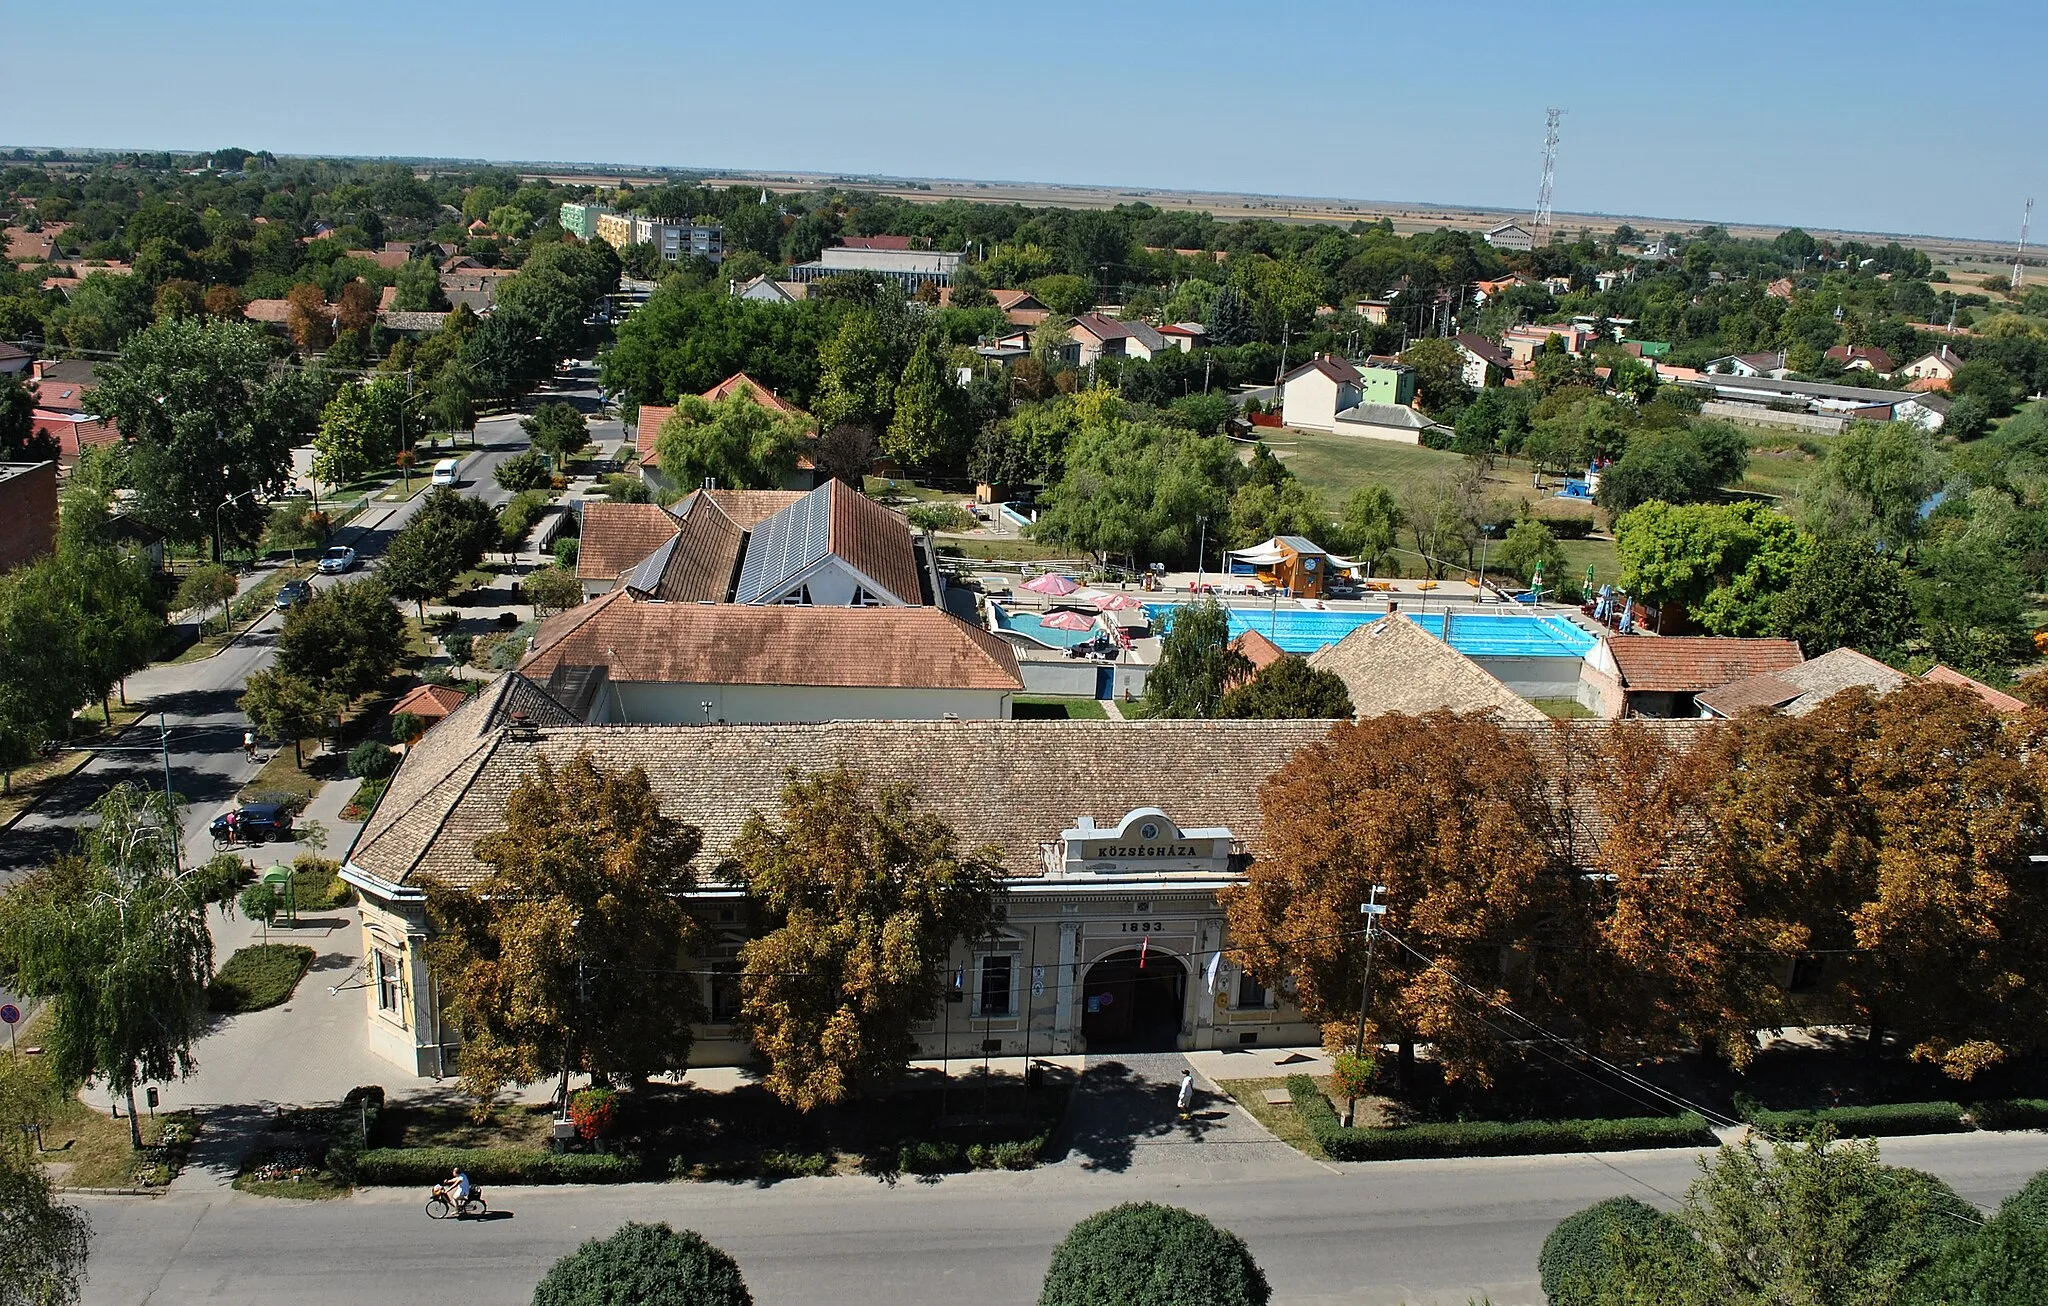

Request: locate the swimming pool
(992, 604), (1101, 650)
(1145, 605), (1597, 659)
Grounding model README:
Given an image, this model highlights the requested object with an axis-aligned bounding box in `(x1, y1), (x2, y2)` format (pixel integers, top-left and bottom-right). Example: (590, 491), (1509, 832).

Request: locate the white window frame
(374, 949), (403, 1016)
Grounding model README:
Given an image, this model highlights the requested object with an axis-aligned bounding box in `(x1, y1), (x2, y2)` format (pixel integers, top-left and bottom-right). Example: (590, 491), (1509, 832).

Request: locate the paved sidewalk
(1052, 1050), (1324, 1180)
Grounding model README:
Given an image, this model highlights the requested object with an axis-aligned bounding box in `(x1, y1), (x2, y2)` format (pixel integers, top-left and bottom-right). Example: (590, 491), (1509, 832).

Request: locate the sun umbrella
(1093, 593), (1146, 611)
(1022, 574), (1080, 596)
(1038, 610), (1098, 631)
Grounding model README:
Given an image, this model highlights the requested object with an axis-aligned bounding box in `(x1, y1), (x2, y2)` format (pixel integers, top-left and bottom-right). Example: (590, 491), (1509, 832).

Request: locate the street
(0, 360), (614, 884)
(70, 1130), (2048, 1306)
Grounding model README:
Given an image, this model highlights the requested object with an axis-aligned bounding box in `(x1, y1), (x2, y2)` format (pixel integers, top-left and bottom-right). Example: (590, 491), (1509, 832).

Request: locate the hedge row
(1285, 1076), (1714, 1161)
(1748, 1102), (1968, 1138)
(1970, 1099), (2048, 1131)
(1533, 514), (1595, 540)
(208, 944), (314, 1013)
(352, 1146), (639, 1186)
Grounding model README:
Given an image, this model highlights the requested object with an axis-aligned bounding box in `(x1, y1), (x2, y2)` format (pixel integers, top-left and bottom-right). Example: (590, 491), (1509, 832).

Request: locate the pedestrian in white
(242, 730), (258, 762)
(1177, 1069), (1196, 1117)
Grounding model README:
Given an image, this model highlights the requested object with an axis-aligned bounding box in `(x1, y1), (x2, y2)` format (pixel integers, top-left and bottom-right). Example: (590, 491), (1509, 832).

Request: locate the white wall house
(1278, 357), (1362, 433)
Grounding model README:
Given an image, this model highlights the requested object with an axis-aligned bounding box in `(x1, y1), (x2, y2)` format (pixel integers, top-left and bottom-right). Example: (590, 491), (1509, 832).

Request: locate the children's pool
(991, 604), (1100, 650)
(1146, 605), (1597, 659)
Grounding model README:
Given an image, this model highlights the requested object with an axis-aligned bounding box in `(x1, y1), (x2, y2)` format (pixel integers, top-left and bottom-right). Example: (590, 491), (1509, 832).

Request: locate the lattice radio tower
(1533, 109), (1563, 241)
(2015, 197), (2035, 294)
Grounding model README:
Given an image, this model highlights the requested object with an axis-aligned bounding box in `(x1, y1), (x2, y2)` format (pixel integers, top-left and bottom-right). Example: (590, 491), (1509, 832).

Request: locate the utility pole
(2015, 198), (2035, 295)
(1346, 883), (1387, 1128)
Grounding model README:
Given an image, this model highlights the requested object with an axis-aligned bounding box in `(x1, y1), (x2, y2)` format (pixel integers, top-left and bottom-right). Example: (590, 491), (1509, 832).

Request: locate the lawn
(1013, 696), (1110, 721)
(939, 537), (1074, 563)
(1217, 1077), (1331, 1161)
(2, 1020), (201, 1190)
(238, 745), (323, 807)
(1735, 431), (1830, 500)
(863, 475), (970, 505)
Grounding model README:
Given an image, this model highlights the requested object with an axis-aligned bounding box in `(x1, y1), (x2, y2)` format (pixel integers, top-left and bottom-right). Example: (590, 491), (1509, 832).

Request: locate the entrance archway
(1080, 949), (1187, 1051)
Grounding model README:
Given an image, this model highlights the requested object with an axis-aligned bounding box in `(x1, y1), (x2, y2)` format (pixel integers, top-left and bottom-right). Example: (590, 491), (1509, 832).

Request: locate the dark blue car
(210, 802), (293, 845)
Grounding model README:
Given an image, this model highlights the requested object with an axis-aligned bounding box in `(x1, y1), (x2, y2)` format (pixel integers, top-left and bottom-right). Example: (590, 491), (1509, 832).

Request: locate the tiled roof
(634, 403), (675, 466)
(734, 481), (922, 606)
(243, 298), (295, 323)
(347, 248), (411, 270)
(1455, 333), (1513, 369)
(575, 501), (679, 582)
(1069, 313), (1167, 353)
(378, 310), (449, 332)
(1281, 356), (1363, 387)
(391, 683), (470, 721)
(1308, 617), (1549, 723)
(699, 372), (806, 419)
(1922, 665), (2026, 713)
(517, 598), (1023, 693)
(698, 488), (804, 529)
(627, 491), (746, 602)
(1695, 646), (1907, 718)
(1231, 630), (1287, 674)
(349, 714), (1335, 889)
(1336, 403), (1437, 431)
(1826, 344), (1896, 373)
(1607, 635), (1804, 694)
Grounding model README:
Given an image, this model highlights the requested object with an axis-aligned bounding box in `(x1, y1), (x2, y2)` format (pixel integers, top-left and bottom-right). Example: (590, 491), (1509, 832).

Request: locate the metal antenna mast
(1533, 108), (1563, 242)
(2015, 198), (2035, 294)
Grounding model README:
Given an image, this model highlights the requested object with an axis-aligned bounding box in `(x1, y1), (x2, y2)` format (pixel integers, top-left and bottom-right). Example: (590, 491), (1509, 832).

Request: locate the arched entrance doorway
(1080, 949), (1187, 1051)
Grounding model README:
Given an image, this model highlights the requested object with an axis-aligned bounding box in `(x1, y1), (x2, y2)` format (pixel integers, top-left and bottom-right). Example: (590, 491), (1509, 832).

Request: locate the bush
(1747, 1102), (1966, 1139)
(443, 633), (474, 664)
(968, 1138), (1044, 1170)
(326, 1085), (387, 1184)
(209, 944), (315, 1012)
(1041, 1202), (1269, 1306)
(1330, 1051), (1377, 1100)
(1420, 428), (1455, 451)
(350, 1146), (639, 1186)
(568, 1087), (618, 1140)
(347, 739), (398, 780)
(759, 1150), (833, 1179)
(552, 537), (579, 568)
(1534, 513), (1594, 540)
(898, 1141), (967, 1174)
(1285, 1076), (1713, 1160)
(289, 856), (350, 909)
(1970, 1099), (2048, 1131)
(1539, 1195), (1697, 1306)
(493, 450), (552, 493)
(533, 1222), (752, 1306)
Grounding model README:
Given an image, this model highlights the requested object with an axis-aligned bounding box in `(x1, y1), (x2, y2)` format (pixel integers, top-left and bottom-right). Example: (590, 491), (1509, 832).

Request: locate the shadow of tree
(1048, 1056), (1225, 1174)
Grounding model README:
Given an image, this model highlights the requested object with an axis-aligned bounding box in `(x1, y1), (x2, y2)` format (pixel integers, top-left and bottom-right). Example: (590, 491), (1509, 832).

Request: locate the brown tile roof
(348, 248), (410, 271)
(1826, 344), (1896, 373)
(391, 683), (470, 721)
(1232, 630), (1287, 674)
(633, 403), (675, 466)
(1695, 646), (1907, 718)
(1921, 665), (2026, 713)
(1281, 355), (1363, 387)
(575, 502), (678, 582)
(823, 480), (924, 606)
(1607, 635), (1804, 694)
(626, 491), (747, 602)
(517, 597), (1023, 694)
(243, 298), (296, 323)
(347, 713), (1334, 889)
(378, 285), (398, 310)
(699, 372), (806, 419)
(1455, 333), (1513, 370)
(698, 488), (805, 529)
(1308, 616), (1549, 723)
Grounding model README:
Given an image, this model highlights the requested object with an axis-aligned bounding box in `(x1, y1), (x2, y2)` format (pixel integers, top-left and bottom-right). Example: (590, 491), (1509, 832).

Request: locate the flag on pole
(1205, 949), (1224, 994)
(1139, 936), (1148, 969)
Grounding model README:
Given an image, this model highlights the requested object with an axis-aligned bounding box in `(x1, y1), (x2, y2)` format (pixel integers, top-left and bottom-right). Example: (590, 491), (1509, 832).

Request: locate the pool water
(1146, 605), (1596, 658)
(993, 605), (1100, 649)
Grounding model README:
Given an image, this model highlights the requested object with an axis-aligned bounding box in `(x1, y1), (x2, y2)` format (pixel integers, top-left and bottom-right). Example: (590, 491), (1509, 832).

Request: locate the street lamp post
(215, 487), (259, 567)
(1477, 524), (1493, 604)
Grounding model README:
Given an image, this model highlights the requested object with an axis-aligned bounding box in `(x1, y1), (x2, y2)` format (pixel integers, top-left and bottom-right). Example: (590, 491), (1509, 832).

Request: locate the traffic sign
(0, 1004), (19, 1025)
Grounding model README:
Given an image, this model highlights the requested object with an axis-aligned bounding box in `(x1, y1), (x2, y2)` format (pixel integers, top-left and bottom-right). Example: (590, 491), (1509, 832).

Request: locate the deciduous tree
(652, 387), (810, 492)
(0, 1147), (90, 1306)
(1772, 537), (1918, 657)
(1217, 655), (1352, 720)
(522, 402), (589, 467)
(1142, 599), (1248, 719)
(238, 668), (338, 766)
(276, 577), (406, 699)
(732, 767), (1003, 1111)
(0, 786), (239, 1148)
(428, 754), (707, 1101)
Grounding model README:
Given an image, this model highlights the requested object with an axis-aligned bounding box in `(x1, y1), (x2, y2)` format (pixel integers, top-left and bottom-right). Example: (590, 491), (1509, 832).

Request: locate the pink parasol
(1092, 593), (1146, 611)
(1021, 573), (1080, 596)
(1038, 609), (1098, 631)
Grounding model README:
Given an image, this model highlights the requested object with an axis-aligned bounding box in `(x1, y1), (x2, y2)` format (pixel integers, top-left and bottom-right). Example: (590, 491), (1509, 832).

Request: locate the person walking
(1177, 1069), (1196, 1119)
(242, 730), (258, 762)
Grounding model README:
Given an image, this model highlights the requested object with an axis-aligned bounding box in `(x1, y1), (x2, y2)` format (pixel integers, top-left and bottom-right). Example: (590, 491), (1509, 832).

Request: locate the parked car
(209, 802), (294, 844)
(317, 545), (357, 574)
(274, 580), (312, 610)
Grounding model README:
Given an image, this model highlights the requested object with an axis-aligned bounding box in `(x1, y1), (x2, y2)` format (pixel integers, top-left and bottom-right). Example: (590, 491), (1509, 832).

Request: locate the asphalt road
(73, 1131), (2048, 1306)
(0, 358), (611, 883)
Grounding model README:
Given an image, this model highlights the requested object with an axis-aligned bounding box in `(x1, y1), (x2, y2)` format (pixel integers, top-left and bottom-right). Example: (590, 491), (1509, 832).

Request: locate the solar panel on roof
(734, 485), (830, 603)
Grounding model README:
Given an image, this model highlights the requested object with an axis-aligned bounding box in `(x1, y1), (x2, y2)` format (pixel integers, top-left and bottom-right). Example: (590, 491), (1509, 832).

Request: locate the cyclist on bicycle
(446, 1167), (472, 1205)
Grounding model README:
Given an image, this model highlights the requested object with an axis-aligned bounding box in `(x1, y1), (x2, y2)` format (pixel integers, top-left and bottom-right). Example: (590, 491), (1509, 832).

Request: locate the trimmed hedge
(209, 944), (315, 1013)
(1285, 1076), (1714, 1161)
(1748, 1102), (1967, 1138)
(534, 1222), (752, 1306)
(1539, 1195), (1696, 1306)
(352, 1146), (640, 1186)
(1041, 1203), (1270, 1306)
(1534, 513), (1595, 540)
(1970, 1099), (2048, 1131)
(325, 1085), (385, 1184)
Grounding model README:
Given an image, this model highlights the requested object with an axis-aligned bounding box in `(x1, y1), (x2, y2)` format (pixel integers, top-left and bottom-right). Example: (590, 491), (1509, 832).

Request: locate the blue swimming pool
(992, 604), (1100, 649)
(1145, 605), (1597, 659)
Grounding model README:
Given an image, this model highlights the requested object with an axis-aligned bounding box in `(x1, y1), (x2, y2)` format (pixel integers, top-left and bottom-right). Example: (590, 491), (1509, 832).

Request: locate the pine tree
(1207, 285), (1254, 346)
(883, 334), (960, 468)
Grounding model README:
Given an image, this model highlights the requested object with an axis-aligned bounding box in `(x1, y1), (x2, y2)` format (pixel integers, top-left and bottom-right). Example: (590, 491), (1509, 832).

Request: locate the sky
(4, 0), (2040, 243)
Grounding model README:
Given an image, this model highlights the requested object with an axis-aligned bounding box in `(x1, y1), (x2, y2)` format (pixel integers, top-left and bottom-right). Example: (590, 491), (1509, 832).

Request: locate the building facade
(592, 210), (724, 263)
(339, 694), (1332, 1076)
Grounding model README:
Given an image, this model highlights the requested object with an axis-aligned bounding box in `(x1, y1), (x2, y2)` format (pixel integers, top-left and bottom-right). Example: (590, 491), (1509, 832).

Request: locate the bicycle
(425, 1185), (487, 1219)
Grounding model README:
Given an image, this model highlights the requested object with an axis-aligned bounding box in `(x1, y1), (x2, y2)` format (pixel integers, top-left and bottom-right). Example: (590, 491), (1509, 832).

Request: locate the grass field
(1735, 431), (1829, 500)
(1012, 696), (1110, 721)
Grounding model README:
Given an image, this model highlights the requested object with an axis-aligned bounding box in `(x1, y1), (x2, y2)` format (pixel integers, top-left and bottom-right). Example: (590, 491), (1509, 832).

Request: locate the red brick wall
(0, 462), (58, 573)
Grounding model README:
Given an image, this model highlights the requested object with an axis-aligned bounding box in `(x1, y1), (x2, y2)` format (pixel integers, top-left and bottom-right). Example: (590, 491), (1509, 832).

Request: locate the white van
(431, 458), (460, 486)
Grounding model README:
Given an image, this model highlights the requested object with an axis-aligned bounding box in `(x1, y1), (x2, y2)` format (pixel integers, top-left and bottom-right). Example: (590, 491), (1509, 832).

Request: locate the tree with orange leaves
(284, 282), (333, 352)
(336, 279), (379, 336)
(1223, 711), (1565, 1084)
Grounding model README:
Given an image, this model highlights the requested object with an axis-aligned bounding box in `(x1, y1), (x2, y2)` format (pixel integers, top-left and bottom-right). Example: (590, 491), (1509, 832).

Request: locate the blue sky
(5, 0), (2038, 242)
